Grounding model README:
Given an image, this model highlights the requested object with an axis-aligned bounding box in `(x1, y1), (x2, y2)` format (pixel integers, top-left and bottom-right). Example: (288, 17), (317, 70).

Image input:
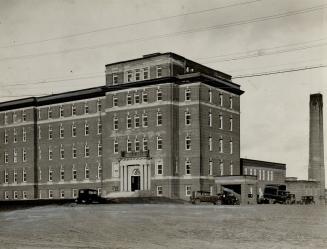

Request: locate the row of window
(208, 137), (234, 154)
(2, 127), (27, 143)
(2, 168), (27, 183)
(157, 185), (193, 197)
(40, 99), (102, 120)
(2, 110), (28, 124)
(115, 66), (162, 84)
(38, 120), (102, 140)
(3, 148), (27, 164)
(43, 142), (102, 160)
(244, 168), (274, 181)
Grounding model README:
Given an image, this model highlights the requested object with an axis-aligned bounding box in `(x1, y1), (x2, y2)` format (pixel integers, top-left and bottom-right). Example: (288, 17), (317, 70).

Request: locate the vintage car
(190, 191), (223, 205)
(76, 189), (107, 204)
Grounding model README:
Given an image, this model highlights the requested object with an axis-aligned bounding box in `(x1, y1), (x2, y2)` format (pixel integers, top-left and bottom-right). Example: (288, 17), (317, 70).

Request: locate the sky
(0, 0), (326, 183)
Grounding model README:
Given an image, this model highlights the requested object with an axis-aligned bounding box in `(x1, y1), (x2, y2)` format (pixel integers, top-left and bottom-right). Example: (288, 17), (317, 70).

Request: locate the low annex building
(0, 52), (244, 201)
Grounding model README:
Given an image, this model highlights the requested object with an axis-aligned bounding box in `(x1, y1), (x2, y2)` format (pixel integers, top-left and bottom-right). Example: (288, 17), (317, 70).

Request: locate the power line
(0, 0), (262, 49)
(1, 64), (326, 99)
(233, 64), (327, 79)
(0, 4), (325, 62)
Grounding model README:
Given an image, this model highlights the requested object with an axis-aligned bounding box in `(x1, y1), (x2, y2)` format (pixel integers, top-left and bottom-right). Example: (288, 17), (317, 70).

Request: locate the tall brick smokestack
(308, 93), (325, 201)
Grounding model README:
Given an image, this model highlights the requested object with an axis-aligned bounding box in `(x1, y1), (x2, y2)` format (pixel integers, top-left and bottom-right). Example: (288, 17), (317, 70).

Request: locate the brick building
(0, 52), (244, 201)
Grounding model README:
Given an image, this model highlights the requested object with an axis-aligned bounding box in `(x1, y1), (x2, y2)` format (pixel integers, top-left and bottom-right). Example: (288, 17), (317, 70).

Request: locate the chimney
(308, 93), (325, 201)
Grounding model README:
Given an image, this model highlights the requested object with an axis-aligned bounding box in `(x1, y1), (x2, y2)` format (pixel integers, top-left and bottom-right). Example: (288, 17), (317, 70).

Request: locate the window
(219, 138), (223, 153)
(143, 137), (148, 151)
(84, 122), (89, 136)
(72, 123), (77, 137)
(143, 68), (149, 80)
(157, 186), (163, 196)
(208, 112), (212, 127)
(4, 191), (9, 200)
(156, 66), (162, 78)
(97, 99), (102, 112)
(209, 159), (213, 176)
(113, 116), (119, 130)
(4, 130), (8, 144)
(4, 112), (8, 125)
(229, 118), (233, 131)
(60, 190), (65, 198)
(72, 166), (77, 181)
(84, 103), (89, 114)
(135, 69), (141, 81)
(97, 119), (102, 134)
(72, 189), (78, 198)
(22, 110), (27, 122)
(48, 147), (53, 160)
(219, 93), (223, 106)
(112, 73), (118, 84)
(209, 136), (213, 151)
(13, 128), (17, 143)
(98, 163), (102, 179)
(38, 126), (41, 139)
(230, 162), (233, 175)
(185, 88), (191, 101)
(72, 104), (76, 116)
(38, 109), (41, 120)
(48, 168), (53, 181)
(185, 111), (191, 125)
(59, 106), (64, 117)
(157, 136), (163, 150)
(13, 112), (17, 123)
(84, 144), (90, 157)
(127, 139), (132, 152)
(219, 115), (223, 129)
(185, 135), (191, 150)
(72, 144), (77, 158)
(229, 96), (233, 109)
(98, 142), (102, 156)
(135, 138), (140, 152)
(60, 166), (65, 181)
(142, 113), (148, 127)
(85, 165), (90, 179)
(22, 148), (27, 162)
(23, 168), (27, 182)
(156, 161), (163, 175)
(271, 171), (274, 181)
(14, 191), (18, 199)
(127, 71), (133, 82)
(262, 170), (265, 181)
(13, 148), (17, 163)
(4, 152), (8, 164)
(134, 115), (140, 128)
(134, 93), (140, 104)
(113, 96), (118, 107)
(60, 124), (64, 139)
(48, 190), (53, 199)
(48, 125), (53, 140)
(48, 107), (52, 119)
(185, 159), (191, 175)
(60, 145), (64, 159)
(157, 111), (162, 126)
(229, 140), (233, 154)
(142, 91), (148, 103)
(23, 191), (27, 199)
(209, 89), (212, 103)
(4, 171), (8, 183)
(185, 186), (191, 196)
(39, 168), (42, 181)
(127, 115), (132, 129)
(157, 88), (162, 101)
(13, 170), (17, 183)
(114, 140), (119, 154)
(220, 160), (224, 176)
(254, 169), (257, 176)
(267, 170), (270, 181)
(22, 127), (26, 142)
(258, 169), (261, 180)
(127, 94), (132, 105)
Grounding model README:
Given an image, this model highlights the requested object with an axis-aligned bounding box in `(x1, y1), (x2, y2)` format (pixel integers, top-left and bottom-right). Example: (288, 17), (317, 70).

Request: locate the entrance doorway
(131, 176), (140, 191)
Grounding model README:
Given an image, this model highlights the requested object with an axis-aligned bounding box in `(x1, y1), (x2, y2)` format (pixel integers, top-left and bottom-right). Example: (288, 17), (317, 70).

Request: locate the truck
(262, 184), (288, 204)
(76, 189), (107, 204)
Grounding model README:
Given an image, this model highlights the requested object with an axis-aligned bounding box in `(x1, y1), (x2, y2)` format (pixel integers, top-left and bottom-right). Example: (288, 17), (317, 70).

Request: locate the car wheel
(195, 199), (200, 204)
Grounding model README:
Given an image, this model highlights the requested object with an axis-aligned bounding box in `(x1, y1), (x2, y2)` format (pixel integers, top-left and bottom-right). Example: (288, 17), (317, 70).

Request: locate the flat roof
(240, 158), (286, 170)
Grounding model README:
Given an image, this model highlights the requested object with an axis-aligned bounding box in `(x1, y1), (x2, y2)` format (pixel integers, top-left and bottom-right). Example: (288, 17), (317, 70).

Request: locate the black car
(76, 189), (107, 204)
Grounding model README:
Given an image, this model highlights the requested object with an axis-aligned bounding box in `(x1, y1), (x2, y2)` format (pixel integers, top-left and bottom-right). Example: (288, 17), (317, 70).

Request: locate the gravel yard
(0, 204), (326, 249)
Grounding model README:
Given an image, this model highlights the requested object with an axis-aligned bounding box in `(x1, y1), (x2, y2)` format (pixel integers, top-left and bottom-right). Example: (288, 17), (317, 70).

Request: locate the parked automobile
(263, 184), (288, 204)
(76, 189), (107, 204)
(301, 196), (315, 205)
(190, 191), (223, 205)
